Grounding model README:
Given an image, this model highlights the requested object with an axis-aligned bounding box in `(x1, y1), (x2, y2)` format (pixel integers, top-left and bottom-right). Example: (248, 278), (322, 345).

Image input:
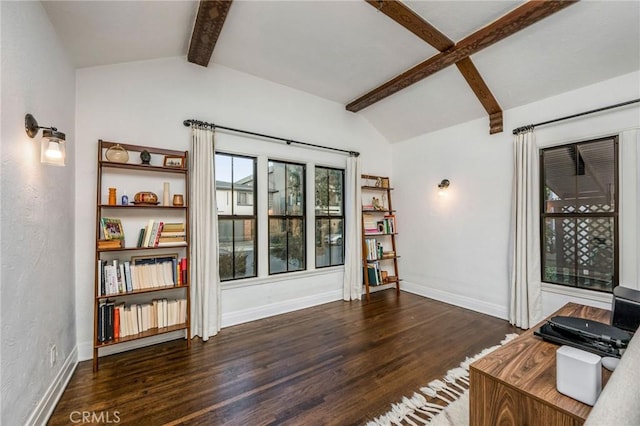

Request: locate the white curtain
(510, 129), (543, 329)
(343, 155), (363, 300)
(189, 126), (221, 341)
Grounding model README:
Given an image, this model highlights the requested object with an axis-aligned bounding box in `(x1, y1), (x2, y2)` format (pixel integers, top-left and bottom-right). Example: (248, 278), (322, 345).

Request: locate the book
(106, 301), (115, 341)
(159, 231), (186, 237)
(118, 263), (126, 293)
(97, 239), (123, 249)
(136, 228), (145, 247)
(147, 221), (160, 247)
(101, 218), (125, 240)
(180, 258), (187, 284)
(98, 260), (106, 296)
(152, 222), (164, 247)
(162, 222), (185, 232)
(98, 301), (107, 342)
(123, 261), (133, 292)
(157, 241), (187, 247)
(142, 219), (155, 248)
(157, 236), (186, 243)
(114, 305), (120, 339)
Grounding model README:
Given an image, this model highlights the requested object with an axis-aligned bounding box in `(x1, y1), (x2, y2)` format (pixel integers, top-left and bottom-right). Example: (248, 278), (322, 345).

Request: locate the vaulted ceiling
(42, 1), (640, 143)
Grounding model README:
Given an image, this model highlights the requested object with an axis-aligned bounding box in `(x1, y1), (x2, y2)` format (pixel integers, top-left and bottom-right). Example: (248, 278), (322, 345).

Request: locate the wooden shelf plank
(97, 243), (187, 252)
(361, 185), (394, 191)
(99, 160), (187, 174)
(97, 284), (189, 300)
(94, 323), (189, 348)
(99, 204), (187, 209)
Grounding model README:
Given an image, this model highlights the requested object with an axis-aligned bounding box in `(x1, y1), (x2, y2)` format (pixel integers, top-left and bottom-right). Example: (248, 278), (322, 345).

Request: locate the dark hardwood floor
(49, 290), (516, 425)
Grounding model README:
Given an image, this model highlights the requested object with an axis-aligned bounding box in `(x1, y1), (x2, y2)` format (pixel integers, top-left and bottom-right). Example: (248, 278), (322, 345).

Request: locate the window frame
(267, 160), (307, 275)
(314, 166), (345, 268)
(216, 152), (258, 282)
(539, 135), (619, 293)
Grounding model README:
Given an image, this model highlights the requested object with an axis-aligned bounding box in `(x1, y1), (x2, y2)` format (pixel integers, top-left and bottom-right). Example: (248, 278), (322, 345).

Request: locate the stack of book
(97, 298), (187, 342)
(363, 214), (379, 234)
(136, 221), (186, 248)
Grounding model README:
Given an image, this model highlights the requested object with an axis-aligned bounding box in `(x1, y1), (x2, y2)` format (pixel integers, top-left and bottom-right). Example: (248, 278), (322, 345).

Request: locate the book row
(97, 298), (187, 342)
(364, 262), (385, 286)
(363, 214), (397, 235)
(98, 256), (187, 296)
(136, 220), (186, 248)
(365, 238), (383, 261)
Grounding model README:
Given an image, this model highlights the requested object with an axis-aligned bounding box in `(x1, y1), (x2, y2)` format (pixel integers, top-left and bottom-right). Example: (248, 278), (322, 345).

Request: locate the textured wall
(393, 71), (640, 319)
(1, 2), (76, 424)
(74, 58), (392, 360)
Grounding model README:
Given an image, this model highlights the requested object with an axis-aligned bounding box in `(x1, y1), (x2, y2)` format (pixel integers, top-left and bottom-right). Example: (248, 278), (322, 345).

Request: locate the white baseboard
(26, 346), (78, 426)
(222, 290), (342, 327)
(402, 281), (509, 320)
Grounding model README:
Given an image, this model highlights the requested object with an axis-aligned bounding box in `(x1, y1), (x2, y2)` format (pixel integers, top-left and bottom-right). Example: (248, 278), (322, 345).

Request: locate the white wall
(0, 2), (77, 425)
(393, 71), (640, 321)
(75, 57), (391, 360)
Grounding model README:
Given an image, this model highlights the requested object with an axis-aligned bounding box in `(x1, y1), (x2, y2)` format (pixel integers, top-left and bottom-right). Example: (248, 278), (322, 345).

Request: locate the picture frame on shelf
(163, 156), (185, 168)
(100, 217), (125, 240)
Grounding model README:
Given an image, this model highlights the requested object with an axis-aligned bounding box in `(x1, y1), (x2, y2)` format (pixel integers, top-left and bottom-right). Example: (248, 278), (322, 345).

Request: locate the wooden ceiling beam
(365, 0), (504, 133)
(365, 0), (454, 51)
(455, 58), (503, 134)
(187, 0), (233, 67)
(348, 0), (578, 113)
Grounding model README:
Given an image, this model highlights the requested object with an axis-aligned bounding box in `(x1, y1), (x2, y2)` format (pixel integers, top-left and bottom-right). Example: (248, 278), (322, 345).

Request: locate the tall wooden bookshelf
(361, 174), (401, 301)
(93, 140), (191, 371)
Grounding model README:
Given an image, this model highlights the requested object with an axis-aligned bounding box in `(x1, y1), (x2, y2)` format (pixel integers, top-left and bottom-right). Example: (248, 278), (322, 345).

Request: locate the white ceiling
(42, 0), (640, 143)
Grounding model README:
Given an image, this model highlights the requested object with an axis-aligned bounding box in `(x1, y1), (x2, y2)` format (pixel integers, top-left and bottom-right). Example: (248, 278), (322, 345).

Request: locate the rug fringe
(366, 334), (518, 426)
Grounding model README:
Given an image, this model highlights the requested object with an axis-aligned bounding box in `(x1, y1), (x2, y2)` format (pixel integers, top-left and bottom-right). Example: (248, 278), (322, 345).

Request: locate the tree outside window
(268, 161), (306, 274)
(315, 167), (344, 267)
(215, 153), (257, 281)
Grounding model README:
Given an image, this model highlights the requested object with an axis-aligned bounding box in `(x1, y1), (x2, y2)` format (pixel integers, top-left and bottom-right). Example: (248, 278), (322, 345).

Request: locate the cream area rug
(366, 334), (518, 426)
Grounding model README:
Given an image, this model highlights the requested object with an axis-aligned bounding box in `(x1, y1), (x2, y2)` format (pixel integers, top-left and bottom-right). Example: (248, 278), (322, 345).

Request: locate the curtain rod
(512, 98), (640, 135)
(183, 119), (360, 157)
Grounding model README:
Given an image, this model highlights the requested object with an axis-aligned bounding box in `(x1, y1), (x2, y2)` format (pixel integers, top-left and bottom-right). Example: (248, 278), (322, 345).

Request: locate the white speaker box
(556, 345), (602, 406)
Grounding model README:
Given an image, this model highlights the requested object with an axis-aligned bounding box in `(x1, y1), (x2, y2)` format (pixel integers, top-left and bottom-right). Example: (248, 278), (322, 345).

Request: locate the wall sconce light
(25, 113), (66, 166)
(438, 179), (450, 196)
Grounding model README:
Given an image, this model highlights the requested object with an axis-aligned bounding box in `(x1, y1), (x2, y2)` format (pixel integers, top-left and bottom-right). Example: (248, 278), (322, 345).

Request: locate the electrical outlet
(50, 345), (57, 367)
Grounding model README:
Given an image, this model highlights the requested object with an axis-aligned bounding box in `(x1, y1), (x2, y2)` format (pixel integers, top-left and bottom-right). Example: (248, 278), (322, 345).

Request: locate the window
(315, 167), (344, 267)
(215, 154), (257, 281)
(268, 161), (305, 274)
(540, 136), (618, 292)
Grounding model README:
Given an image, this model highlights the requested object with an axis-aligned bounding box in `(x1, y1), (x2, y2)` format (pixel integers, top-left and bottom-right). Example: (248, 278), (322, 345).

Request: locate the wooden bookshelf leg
(93, 348), (99, 372)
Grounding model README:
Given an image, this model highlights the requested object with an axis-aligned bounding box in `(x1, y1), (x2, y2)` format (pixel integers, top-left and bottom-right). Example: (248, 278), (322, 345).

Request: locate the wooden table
(470, 303), (613, 426)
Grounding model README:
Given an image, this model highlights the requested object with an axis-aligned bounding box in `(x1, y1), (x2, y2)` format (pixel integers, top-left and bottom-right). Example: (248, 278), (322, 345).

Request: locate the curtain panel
(343, 155), (363, 300)
(189, 126), (221, 340)
(510, 129), (543, 329)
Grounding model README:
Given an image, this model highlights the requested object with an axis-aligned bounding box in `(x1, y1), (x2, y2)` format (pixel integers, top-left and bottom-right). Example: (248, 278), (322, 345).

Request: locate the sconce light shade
(41, 130), (66, 166)
(438, 179), (450, 196)
(25, 113), (66, 166)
